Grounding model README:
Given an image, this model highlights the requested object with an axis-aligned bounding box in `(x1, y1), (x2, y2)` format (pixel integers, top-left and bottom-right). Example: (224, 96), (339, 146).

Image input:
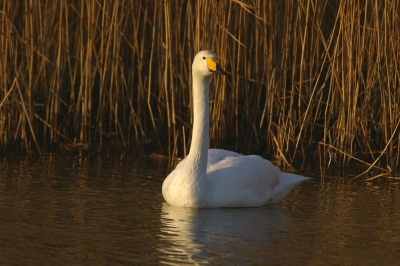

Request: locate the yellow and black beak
(206, 57), (228, 75)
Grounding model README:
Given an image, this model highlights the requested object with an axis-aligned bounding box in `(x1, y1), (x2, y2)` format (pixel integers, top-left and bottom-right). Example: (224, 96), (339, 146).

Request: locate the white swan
(162, 50), (309, 208)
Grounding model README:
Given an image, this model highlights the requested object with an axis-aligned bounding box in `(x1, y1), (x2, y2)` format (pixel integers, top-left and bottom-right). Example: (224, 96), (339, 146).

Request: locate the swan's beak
(215, 63), (228, 75)
(206, 57), (228, 75)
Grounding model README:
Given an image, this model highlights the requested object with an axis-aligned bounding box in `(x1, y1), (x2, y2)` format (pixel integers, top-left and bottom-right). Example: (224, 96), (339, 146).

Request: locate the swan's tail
(270, 173), (310, 203)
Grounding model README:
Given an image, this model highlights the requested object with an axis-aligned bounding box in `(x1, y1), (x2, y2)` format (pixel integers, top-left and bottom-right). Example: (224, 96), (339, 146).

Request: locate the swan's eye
(203, 57), (206, 59)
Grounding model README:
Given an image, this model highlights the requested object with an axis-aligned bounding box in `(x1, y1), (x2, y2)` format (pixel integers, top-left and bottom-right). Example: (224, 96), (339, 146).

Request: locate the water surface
(0, 151), (399, 265)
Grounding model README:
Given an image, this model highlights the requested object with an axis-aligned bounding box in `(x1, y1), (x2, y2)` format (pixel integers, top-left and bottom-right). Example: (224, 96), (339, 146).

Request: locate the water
(0, 151), (399, 265)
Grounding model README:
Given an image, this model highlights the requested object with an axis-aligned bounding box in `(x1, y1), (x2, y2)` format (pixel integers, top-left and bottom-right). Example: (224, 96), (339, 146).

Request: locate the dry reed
(0, 0), (399, 178)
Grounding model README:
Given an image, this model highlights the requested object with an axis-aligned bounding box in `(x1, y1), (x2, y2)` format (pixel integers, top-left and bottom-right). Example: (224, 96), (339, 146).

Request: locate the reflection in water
(0, 151), (167, 265)
(159, 205), (208, 264)
(0, 151), (399, 264)
(159, 203), (288, 265)
(158, 176), (400, 265)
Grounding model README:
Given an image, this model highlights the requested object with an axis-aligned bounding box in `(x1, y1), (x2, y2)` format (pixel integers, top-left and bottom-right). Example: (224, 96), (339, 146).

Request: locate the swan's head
(192, 50), (227, 77)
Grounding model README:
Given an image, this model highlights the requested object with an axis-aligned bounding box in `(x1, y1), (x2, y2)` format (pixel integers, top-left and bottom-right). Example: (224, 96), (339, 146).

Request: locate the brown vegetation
(0, 1), (399, 178)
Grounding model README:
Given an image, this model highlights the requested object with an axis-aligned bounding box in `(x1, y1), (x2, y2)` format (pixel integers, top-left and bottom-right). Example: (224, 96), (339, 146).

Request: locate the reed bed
(0, 0), (399, 178)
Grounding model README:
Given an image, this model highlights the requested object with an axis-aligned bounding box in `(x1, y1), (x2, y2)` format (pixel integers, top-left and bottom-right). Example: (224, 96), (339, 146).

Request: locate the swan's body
(162, 50), (309, 208)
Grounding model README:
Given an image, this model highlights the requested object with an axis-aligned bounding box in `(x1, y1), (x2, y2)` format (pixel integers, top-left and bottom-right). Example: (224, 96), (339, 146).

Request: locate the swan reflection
(159, 203), (289, 264)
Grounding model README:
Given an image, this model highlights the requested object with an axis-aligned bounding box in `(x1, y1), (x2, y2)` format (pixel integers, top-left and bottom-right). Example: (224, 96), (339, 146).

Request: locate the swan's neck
(187, 74), (211, 178)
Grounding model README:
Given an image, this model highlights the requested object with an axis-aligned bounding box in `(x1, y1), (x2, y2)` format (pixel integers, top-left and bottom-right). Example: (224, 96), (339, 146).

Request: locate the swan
(162, 50), (309, 208)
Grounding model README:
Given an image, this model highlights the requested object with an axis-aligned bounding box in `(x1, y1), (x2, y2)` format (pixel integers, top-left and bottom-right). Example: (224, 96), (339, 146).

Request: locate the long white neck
(187, 73), (211, 177)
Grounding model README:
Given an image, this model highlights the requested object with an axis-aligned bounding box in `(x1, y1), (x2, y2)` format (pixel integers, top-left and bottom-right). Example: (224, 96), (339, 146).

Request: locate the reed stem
(1, 0), (399, 178)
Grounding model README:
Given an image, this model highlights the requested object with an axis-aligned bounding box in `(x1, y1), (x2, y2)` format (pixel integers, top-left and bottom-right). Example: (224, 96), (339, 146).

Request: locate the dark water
(0, 151), (399, 265)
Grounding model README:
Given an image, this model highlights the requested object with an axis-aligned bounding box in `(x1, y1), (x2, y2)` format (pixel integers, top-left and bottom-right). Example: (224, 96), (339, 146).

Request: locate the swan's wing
(269, 173), (310, 203)
(173, 149), (237, 170)
(206, 153), (281, 207)
(207, 149), (241, 168)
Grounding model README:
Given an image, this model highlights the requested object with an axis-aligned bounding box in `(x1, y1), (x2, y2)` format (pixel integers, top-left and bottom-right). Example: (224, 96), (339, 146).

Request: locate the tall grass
(0, 0), (399, 178)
